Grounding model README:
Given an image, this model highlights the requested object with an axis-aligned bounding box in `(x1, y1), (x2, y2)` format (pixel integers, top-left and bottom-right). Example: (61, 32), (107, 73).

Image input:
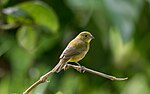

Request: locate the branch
(23, 64), (128, 94)
(66, 64), (128, 80)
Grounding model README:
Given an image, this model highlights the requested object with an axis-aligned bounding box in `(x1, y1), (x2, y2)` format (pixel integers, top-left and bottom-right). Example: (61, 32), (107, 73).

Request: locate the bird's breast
(69, 43), (89, 62)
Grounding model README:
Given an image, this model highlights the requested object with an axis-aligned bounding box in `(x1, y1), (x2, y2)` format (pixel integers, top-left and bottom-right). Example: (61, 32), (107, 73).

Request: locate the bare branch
(23, 70), (54, 94)
(66, 64), (128, 80)
(23, 64), (128, 94)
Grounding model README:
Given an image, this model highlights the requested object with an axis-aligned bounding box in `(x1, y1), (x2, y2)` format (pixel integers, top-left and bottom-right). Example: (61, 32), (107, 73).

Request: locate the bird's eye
(85, 35), (88, 37)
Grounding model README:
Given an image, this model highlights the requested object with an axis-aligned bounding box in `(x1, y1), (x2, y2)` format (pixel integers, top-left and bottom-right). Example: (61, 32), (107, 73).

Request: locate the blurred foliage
(0, 0), (150, 94)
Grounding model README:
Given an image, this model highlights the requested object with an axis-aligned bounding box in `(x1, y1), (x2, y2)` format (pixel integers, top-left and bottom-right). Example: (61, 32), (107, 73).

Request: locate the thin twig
(23, 70), (55, 94)
(66, 64), (128, 80)
(23, 64), (128, 94)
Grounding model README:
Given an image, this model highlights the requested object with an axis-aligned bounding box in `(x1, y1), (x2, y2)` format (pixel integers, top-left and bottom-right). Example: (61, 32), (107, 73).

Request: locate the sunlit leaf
(17, 1), (59, 33)
(0, 0), (9, 6)
(17, 25), (37, 51)
(56, 91), (63, 94)
(0, 76), (10, 94)
(4, 7), (33, 24)
(109, 27), (134, 67)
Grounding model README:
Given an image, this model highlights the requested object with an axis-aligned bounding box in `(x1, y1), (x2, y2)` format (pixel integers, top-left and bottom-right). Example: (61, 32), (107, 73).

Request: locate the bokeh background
(0, 0), (150, 94)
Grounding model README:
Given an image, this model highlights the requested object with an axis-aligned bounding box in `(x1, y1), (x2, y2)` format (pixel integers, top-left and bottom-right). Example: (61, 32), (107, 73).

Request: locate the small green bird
(52, 31), (94, 73)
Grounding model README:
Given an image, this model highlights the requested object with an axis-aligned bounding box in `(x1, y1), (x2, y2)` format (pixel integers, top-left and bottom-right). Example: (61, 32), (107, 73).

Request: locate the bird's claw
(77, 66), (85, 73)
(63, 64), (69, 71)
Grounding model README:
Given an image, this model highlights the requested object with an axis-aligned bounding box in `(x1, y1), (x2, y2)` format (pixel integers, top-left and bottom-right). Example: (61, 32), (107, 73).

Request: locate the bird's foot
(77, 66), (85, 73)
(63, 64), (69, 71)
(75, 62), (85, 73)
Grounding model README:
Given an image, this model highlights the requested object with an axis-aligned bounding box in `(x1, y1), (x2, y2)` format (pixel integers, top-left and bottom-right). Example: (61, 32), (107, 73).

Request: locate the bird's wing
(59, 39), (86, 59)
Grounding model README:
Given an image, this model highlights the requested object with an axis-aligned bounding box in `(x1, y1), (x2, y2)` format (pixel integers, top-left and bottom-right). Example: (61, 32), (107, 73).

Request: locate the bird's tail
(52, 59), (68, 73)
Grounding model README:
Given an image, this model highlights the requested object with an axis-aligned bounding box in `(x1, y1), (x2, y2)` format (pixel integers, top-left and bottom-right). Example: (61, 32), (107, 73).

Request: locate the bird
(52, 31), (94, 73)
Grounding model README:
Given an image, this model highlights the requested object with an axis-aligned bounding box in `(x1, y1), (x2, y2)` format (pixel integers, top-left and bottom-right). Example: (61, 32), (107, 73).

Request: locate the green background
(0, 0), (150, 94)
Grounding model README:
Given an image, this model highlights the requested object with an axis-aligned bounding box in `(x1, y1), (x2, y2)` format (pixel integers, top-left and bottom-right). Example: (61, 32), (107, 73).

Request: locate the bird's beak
(90, 35), (94, 39)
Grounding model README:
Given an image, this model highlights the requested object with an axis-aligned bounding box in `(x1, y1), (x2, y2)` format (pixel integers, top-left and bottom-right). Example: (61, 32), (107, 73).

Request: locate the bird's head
(77, 31), (94, 43)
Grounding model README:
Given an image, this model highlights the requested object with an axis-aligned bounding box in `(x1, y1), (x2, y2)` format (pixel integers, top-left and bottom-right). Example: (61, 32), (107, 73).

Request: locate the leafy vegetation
(0, 0), (150, 94)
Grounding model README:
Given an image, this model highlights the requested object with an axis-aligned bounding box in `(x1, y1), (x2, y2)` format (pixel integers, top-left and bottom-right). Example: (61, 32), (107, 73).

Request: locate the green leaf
(103, 0), (143, 41)
(4, 7), (33, 24)
(17, 1), (59, 33)
(122, 74), (150, 94)
(109, 27), (134, 67)
(17, 25), (37, 51)
(0, 0), (9, 6)
(0, 34), (13, 56)
(0, 76), (10, 94)
(36, 33), (59, 55)
(56, 91), (63, 94)
(6, 44), (35, 92)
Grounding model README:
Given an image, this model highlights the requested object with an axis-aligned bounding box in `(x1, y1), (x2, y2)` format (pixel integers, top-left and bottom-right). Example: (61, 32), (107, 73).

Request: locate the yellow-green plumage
(52, 31), (94, 73)
(68, 39), (89, 62)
